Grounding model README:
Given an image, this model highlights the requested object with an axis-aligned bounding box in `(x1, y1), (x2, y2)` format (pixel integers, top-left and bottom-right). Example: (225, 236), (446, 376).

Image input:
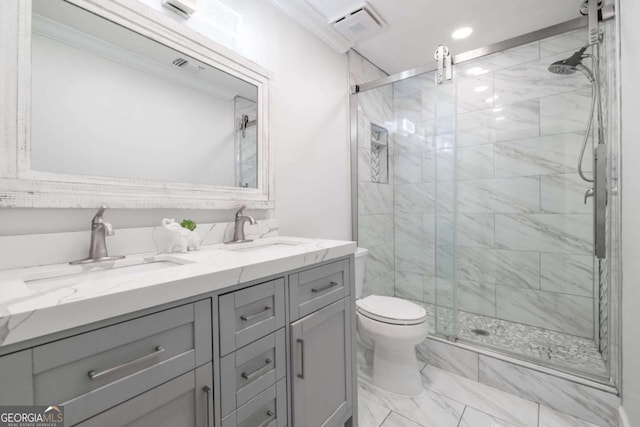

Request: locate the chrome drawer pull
(241, 306), (272, 322)
(311, 281), (339, 293)
(203, 385), (212, 427)
(88, 346), (165, 381)
(241, 358), (272, 381)
(256, 410), (275, 427)
(296, 339), (305, 379)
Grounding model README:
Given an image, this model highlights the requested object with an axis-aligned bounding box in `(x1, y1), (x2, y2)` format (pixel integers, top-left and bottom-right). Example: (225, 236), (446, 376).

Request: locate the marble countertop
(0, 236), (356, 348)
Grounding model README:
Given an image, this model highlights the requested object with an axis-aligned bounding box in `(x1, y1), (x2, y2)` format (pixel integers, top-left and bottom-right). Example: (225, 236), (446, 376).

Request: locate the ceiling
(271, 0), (583, 74)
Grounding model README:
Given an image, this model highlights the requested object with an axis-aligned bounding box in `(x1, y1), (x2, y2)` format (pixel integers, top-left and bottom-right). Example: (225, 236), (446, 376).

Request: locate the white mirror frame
(0, 0), (274, 209)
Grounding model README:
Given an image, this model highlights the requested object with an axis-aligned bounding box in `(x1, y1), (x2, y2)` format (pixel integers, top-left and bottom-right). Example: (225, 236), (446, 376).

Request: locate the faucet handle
(235, 204), (247, 218)
(92, 205), (108, 224)
(104, 222), (115, 236)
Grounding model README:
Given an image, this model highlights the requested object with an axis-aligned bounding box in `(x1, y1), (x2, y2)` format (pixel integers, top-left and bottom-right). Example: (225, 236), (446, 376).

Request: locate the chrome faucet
(226, 205), (257, 244)
(70, 205), (125, 264)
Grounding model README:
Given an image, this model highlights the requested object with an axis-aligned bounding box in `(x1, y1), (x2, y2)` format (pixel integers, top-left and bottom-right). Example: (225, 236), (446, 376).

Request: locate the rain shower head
(548, 45), (595, 82)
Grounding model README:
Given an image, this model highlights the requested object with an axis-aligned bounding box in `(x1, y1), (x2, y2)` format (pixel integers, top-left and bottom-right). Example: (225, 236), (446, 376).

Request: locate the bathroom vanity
(0, 238), (358, 427)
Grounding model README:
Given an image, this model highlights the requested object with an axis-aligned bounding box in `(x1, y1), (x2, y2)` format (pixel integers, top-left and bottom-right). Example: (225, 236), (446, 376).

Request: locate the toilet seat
(356, 295), (427, 325)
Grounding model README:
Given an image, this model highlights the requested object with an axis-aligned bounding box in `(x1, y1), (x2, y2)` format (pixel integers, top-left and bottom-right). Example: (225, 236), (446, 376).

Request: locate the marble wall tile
(540, 87), (592, 135)
(358, 147), (372, 182)
(395, 214), (423, 244)
(454, 42), (540, 76)
(395, 270), (426, 302)
(495, 286), (593, 337)
(456, 100), (540, 147)
(435, 214), (454, 246)
(365, 243), (395, 281)
(416, 338), (479, 380)
(458, 407), (518, 427)
(423, 275), (436, 304)
(457, 214), (495, 248)
(540, 253), (593, 297)
(395, 153), (423, 184)
(421, 365), (539, 427)
(396, 241), (435, 276)
(358, 380), (465, 427)
(538, 405), (601, 427)
(478, 356), (619, 427)
(455, 74), (495, 114)
(359, 214), (394, 248)
(360, 86), (393, 123)
(457, 145), (494, 180)
(421, 151), (435, 182)
(436, 180), (455, 213)
(394, 130), (430, 154)
(495, 132), (592, 178)
(456, 247), (540, 289)
(541, 173), (593, 214)
(364, 271), (395, 297)
(435, 149), (454, 181)
(359, 182), (394, 215)
(423, 214), (436, 242)
(435, 278), (454, 308)
(494, 52), (591, 106)
(539, 29), (589, 58)
(494, 213), (592, 254)
(436, 245), (454, 279)
(395, 183), (435, 213)
(458, 280), (496, 317)
(458, 177), (541, 214)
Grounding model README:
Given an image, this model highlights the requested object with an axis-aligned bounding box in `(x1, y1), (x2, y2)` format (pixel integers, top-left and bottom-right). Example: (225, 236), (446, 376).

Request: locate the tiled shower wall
(350, 50), (396, 297)
(392, 29), (597, 339)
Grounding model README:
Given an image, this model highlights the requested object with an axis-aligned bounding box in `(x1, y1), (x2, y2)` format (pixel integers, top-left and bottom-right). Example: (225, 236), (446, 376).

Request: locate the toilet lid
(356, 295), (427, 325)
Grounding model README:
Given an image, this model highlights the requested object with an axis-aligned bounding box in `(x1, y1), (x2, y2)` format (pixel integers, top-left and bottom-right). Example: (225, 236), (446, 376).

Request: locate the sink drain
(471, 328), (490, 336)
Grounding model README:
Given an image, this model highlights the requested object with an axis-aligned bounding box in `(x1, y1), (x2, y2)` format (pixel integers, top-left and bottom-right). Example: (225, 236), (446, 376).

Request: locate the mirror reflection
(31, 0), (258, 188)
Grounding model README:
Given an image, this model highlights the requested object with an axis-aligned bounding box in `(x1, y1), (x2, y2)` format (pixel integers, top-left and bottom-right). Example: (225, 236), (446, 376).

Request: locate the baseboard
(619, 406), (631, 427)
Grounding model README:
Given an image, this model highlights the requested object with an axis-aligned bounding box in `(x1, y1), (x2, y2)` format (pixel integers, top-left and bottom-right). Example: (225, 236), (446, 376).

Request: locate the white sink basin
(221, 238), (311, 254)
(24, 257), (190, 290)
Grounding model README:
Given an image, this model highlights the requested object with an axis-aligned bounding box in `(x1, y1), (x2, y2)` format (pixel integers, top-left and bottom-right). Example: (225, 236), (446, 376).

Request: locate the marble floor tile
(478, 357), (619, 427)
(380, 411), (424, 427)
(358, 380), (465, 427)
(458, 407), (518, 427)
(538, 405), (602, 427)
(359, 394), (392, 427)
(420, 365), (539, 427)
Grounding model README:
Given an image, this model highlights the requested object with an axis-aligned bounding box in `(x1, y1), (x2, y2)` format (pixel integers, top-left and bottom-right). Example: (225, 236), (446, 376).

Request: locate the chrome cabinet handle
(256, 410), (275, 427)
(88, 346), (165, 381)
(311, 281), (339, 293)
(241, 358), (272, 381)
(241, 306), (272, 322)
(203, 385), (212, 427)
(296, 339), (305, 379)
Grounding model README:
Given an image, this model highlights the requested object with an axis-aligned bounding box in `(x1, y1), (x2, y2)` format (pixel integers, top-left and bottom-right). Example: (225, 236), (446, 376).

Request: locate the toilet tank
(354, 247), (369, 299)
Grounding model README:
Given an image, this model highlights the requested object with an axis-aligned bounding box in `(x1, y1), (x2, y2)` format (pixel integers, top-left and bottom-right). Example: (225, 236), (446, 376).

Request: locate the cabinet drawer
(219, 279), (285, 356)
(220, 329), (286, 417)
(289, 259), (349, 320)
(32, 300), (212, 426)
(221, 379), (287, 427)
(77, 362), (213, 427)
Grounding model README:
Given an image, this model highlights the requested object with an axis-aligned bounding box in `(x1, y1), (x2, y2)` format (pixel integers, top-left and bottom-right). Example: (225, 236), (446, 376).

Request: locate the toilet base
(372, 339), (423, 396)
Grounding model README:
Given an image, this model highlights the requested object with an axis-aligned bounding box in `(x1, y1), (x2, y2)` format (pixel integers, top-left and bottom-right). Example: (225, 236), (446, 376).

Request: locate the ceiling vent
(332, 5), (384, 43)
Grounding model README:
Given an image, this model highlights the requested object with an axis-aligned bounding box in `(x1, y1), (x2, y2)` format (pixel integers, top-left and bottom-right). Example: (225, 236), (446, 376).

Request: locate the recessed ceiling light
(474, 85), (488, 92)
(452, 27), (473, 39)
(466, 67), (487, 76)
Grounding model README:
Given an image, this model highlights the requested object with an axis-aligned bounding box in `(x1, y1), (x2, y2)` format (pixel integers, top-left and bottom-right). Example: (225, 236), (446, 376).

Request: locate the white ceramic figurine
(158, 218), (200, 253)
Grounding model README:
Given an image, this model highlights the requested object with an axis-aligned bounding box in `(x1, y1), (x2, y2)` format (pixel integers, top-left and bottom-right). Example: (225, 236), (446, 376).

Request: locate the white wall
(620, 0), (640, 423)
(0, 0), (351, 241)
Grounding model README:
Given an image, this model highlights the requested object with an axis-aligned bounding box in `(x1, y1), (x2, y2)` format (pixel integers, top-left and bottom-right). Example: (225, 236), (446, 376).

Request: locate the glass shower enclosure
(352, 18), (620, 385)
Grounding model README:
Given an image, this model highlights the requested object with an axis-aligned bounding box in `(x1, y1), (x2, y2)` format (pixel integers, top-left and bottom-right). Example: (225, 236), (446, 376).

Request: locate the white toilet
(354, 247), (429, 396)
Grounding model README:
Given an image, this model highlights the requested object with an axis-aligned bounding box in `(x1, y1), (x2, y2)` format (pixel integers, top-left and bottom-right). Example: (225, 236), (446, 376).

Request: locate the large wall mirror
(0, 0), (273, 209)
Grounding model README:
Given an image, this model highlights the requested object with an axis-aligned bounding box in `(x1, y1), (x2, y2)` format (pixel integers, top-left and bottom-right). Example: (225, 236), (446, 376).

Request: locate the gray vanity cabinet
(290, 299), (353, 427)
(76, 362), (214, 427)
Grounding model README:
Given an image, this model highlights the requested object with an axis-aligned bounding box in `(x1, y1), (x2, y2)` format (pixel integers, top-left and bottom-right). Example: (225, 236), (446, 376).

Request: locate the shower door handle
(594, 144), (607, 259)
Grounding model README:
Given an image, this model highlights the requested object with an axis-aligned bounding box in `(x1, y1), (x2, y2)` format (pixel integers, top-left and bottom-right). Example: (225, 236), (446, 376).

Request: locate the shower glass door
(441, 26), (616, 380)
